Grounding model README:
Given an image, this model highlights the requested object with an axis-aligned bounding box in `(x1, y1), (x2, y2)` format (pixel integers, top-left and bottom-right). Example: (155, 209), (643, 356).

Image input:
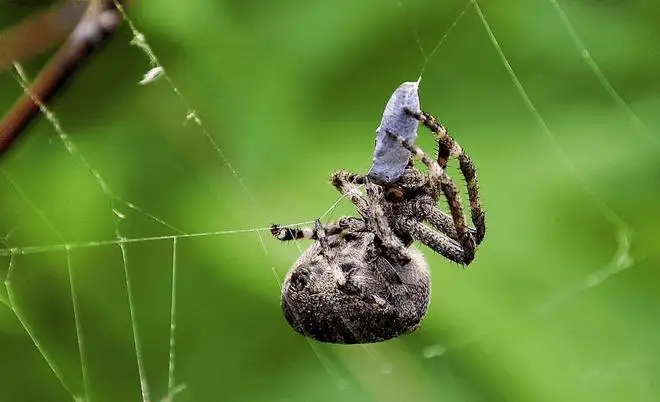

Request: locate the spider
(271, 108), (486, 344)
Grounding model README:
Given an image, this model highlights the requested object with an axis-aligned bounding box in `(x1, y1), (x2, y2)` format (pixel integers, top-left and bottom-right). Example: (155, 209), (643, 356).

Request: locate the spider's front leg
(385, 130), (477, 265)
(404, 108), (486, 245)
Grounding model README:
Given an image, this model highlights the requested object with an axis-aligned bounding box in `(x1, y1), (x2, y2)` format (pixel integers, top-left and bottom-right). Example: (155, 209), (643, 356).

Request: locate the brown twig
(0, 1), (87, 71)
(0, 0), (129, 157)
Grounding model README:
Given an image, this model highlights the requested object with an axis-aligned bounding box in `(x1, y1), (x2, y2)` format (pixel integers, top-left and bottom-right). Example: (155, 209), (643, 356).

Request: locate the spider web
(0, 0), (658, 401)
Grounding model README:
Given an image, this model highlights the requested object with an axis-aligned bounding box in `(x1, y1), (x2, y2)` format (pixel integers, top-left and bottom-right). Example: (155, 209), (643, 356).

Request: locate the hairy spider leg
(365, 182), (411, 265)
(314, 219), (334, 260)
(270, 217), (367, 242)
(330, 170), (370, 216)
(271, 171), (368, 242)
(270, 225), (317, 241)
(405, 108), (451, 168)
(404, 108), (486, 245)
(385, 130), (476, 265)
(414, 203), (480, 245)
(398, 217), (466, 265)
(423, 205), (460, 240)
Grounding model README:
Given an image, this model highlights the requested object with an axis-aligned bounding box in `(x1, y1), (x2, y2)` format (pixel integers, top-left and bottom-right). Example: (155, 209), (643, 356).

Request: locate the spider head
(280, 232), (431, 344)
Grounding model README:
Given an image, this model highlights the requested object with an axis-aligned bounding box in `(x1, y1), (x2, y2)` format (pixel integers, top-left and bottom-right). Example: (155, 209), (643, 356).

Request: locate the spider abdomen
(281, 233), (431, 344)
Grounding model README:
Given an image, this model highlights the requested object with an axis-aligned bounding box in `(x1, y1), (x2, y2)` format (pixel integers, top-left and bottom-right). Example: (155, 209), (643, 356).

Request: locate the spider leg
(365, 181), (411, 265)
(404, 109), (486, 244)
(385, 130), (477, 264)
(313, 219), (334, 261)
(396, 217), (468, 265)
(273, 170), (368, 242)
(330, 170), (369, 216)
(404, 109), (452, 168)
(270, 216), (366, 241)
(423, 204), (459, 241)
(424, 204), (481, 245)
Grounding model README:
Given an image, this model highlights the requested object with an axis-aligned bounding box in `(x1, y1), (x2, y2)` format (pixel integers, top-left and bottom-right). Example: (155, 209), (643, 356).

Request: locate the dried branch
(0, 0), (130, 157)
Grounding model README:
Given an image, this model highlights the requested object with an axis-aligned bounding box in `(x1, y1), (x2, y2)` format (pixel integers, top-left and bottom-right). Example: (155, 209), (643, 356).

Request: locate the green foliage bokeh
(1, 1), (659, 401)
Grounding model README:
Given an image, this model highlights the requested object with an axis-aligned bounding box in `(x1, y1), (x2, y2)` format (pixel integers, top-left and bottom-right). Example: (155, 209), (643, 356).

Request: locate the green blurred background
(1, 0), (659, 401)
